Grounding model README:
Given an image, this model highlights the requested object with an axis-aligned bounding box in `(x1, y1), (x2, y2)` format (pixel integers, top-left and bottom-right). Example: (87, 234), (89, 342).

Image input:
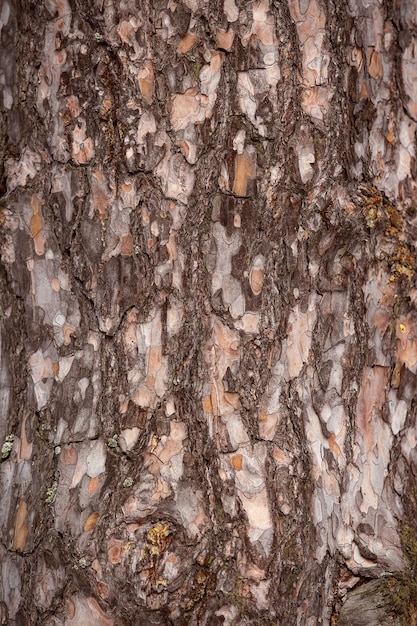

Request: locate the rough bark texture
(1, 0), (417, 624)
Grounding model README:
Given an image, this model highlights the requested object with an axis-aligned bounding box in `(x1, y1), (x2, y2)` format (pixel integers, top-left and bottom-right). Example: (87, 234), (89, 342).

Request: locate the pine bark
(1, 0), (417, 624)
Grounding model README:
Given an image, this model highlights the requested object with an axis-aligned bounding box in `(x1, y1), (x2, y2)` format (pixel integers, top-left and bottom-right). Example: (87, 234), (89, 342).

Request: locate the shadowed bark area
(1, 0), (417, 624)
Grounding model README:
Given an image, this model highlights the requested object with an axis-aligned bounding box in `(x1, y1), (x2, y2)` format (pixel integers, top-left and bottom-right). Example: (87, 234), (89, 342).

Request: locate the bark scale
(1, 0), (417, 624)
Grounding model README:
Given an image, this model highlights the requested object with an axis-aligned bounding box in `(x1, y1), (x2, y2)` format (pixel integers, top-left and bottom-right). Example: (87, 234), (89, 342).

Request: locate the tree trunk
(1, 0), (417, 624)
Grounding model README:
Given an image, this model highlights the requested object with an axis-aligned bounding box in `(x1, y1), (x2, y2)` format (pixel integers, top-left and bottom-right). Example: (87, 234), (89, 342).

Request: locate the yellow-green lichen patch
(181, 566), (212, 612)
(385, 203), (404, 236)
(45, 481), (58, 504)
(360, 186), (415, 283)
(143, 521), (172, 591)
(1, 434), (14, 459)
(384, 523), (417, 626)
(146, 521), (171, 557)
(389, 244), (415, 282)
(361, 185), (383, 229)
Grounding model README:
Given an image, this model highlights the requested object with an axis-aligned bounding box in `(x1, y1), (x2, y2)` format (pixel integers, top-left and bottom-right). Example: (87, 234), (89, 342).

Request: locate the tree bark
(1, 0), (417, 624)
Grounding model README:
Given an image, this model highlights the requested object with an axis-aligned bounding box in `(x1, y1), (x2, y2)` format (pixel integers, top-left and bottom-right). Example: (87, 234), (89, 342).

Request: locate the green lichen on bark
(1, 434), (14, 458)
(384, 523), (417, 625)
